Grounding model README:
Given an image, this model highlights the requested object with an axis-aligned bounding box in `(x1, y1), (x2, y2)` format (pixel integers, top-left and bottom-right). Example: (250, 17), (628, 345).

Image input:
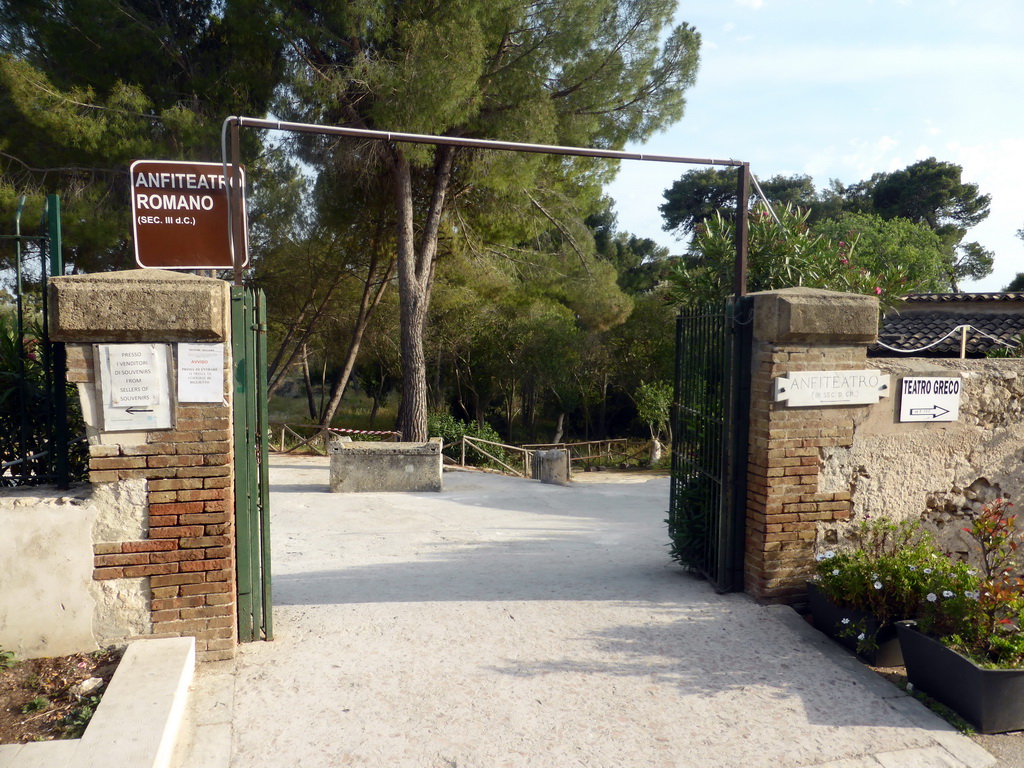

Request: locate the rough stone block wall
(745, 343), (856, 602)
(65, 341), (237, 661)
(816, 357), (1024, 563)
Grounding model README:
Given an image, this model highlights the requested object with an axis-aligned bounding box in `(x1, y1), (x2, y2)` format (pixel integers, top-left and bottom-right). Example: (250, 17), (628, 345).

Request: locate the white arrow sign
(899, 377), (960, 423)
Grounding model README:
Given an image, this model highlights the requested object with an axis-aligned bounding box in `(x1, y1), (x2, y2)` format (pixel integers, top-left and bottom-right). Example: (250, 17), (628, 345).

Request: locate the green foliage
(917, 499), (1024, 669)
(812, 213), (950, 294)
(0, 312), (88, 485)
(21, 696), (49, 714)
(986, 334), (1024, 359)
(659, 168), (816, 236)
(60, 695), (101, 739)
(659, 157), (995, 292)
(0, 0), (281, 273)
(426, 412), (508, 468)
(666, 204), (925, 311)
(813, 518), (966, 653)
(634, 380), (672, 440)
(666, 472), (714, 571)
(0, 648), (16, 668)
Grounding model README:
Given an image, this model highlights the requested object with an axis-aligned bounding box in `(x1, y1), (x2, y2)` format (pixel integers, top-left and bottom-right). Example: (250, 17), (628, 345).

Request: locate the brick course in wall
(67, 342), (237, 661)
(744, 343), (857, 602)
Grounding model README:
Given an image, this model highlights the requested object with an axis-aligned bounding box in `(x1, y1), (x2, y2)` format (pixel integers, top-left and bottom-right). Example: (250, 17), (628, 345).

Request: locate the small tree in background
(634, 380), (672, 444)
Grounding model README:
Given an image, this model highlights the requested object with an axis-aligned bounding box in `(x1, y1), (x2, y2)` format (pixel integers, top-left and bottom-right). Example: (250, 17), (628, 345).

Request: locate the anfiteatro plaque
(131, 160), (247, 269)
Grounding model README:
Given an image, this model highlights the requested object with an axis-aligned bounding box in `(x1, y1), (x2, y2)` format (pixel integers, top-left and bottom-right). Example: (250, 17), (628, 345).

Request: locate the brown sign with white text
(131, 160), (247, 269)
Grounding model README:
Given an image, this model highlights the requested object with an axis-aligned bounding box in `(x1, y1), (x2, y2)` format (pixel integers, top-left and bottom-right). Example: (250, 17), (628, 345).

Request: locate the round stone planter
(896, 620), (1024, 734)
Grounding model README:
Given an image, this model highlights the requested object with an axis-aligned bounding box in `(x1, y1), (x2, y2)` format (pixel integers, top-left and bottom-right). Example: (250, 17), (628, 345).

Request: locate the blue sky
(604, 0), (1024, 291)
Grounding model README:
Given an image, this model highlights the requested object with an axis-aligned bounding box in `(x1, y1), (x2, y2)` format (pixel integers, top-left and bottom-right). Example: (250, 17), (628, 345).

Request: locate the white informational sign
(97, 343), (173, 431)
(177, 343), (225, 402)
(774, 370), (890, 407)
(899, 377), (961, 422)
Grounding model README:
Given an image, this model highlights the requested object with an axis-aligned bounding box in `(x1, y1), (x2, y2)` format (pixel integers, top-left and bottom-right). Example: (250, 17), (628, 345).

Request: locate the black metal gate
(232, 286), (273, 642)
(668, 296), (752, 592)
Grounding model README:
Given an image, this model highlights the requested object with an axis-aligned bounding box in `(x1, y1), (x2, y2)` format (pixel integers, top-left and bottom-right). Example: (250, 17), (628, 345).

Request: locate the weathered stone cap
(328, 439), (442, 455)
(49, 269), (230, 342)
(751, 287), (879, 344)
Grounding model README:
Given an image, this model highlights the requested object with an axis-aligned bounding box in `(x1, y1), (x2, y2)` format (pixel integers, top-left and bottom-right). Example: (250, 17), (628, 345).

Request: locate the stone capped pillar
(50, 270), (237, 661)
(745, 288), (879, 603)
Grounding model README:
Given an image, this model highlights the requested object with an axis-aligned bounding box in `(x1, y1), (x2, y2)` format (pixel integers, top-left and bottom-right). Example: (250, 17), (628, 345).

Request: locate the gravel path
(207, 455), (994, 768)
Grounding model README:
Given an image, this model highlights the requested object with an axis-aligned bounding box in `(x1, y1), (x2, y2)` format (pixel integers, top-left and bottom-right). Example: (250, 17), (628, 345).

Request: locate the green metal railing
(1, 194), (82, 488)
(232, 286), (273, 642)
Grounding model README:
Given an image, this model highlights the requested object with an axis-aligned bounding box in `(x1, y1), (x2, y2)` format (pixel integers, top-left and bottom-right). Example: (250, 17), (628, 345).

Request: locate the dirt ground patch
(0, 647), (122, 744)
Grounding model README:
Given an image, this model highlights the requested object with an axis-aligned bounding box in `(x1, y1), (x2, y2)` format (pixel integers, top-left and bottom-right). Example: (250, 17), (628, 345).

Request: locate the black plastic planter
(896, 621), (1024, 734)
(806, 582), (903, 667)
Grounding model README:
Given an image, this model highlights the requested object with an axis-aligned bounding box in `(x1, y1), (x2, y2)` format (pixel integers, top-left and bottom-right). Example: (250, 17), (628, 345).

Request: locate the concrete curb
(0, 637), (195, 768)
(768, 606), (997, 768)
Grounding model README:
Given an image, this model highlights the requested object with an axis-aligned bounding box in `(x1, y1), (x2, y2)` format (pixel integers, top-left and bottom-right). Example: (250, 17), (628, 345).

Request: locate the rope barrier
(876, 323), (1019, 354)
(325, 426), (401, 437)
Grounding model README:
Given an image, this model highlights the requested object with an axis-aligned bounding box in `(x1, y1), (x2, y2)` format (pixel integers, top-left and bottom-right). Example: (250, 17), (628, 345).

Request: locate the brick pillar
(51, 270), (237, 661)
(744, 288), (879, 603)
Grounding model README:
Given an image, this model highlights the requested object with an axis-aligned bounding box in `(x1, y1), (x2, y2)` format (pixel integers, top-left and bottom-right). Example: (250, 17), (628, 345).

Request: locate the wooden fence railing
(269, 423), (400, 454)
(521, 438), (649, 469)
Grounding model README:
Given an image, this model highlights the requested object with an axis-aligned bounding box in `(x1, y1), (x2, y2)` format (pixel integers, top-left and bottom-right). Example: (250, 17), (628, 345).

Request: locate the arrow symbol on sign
(910, 405), (949, 419)
(125, 406), (153, 414)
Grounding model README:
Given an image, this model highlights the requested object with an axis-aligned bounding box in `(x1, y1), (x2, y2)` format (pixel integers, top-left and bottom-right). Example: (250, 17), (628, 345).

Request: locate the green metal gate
(668, 296), (752, 592)
(232, 286), (273, 642)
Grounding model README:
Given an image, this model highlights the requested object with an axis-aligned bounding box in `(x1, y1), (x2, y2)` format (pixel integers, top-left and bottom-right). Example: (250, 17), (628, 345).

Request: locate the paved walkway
(185, 455), (996, 768)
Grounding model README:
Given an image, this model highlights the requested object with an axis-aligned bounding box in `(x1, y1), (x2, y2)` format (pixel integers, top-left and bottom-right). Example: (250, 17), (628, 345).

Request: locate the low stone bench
(0, 636), (195, 768)
(328, 438), (443, 492)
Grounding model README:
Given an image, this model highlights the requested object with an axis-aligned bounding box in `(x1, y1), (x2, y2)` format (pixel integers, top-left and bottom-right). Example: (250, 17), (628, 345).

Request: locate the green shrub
(427, 412), (509, 468)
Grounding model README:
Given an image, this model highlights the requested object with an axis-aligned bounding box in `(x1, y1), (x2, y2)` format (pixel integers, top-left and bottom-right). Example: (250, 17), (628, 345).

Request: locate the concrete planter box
(329, 439), (443, 493)
(897, 620), (1024, 734)
(807, 581), (903, 667)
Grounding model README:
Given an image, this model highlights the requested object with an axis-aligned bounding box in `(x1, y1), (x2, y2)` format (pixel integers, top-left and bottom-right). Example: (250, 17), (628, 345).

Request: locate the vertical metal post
(230, 119), (244, 287)
(46, 195), (69, 488)
(256, 289), (273, 640)
(14, 198), (28, 481)
(734, 163), (750, 298)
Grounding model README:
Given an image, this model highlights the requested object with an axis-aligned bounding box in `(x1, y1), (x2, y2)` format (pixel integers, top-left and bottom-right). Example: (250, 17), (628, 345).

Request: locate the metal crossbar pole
(220, 116), (751, 294)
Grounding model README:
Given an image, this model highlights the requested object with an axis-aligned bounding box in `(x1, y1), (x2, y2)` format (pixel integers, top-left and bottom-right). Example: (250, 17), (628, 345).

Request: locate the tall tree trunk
(393, 145), (455, 441)
(369, 394), (380, 427)
(552, 412), (564, 444)
(318, 255), (395, 427)
(301, 343), (316, 421)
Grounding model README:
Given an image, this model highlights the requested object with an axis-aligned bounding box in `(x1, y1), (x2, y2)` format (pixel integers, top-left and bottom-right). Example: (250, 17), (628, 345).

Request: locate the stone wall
(817, 357), (1024, 562)
(743, 287), (1024, 602)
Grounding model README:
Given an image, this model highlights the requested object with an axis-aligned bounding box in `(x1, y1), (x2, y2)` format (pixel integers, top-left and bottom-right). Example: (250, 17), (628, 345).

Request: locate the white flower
(907, 683), (914, 692)
(873, 581), (883, 590)
(942, 590), (954, 598)
(832, 569), (840, 576)
(841, 618), (851, 625)
(923, 568), (932, 574)
(858, 633), (866, 641)
(926, 593), (938, 602)
(824, 551), (836, 559)
(872, 573), (879, 580)
(815, 553), (826, 562)
(908, 566), (917, 571)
